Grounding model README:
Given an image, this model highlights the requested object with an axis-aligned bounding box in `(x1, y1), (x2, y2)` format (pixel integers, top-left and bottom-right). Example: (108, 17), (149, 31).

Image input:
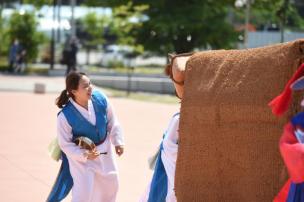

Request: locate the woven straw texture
(175, 40), (304, 202)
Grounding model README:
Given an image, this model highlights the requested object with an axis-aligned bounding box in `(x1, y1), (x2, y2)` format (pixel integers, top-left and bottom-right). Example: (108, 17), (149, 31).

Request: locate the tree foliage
(7, 12), (46, 62)
(234, 0), (304, 31)
(108, 2), (148, 56)
(86, 0), (239, 54)
(0, 2), (8, 56)
(79, 12), (107, 48)
(77, 12), (108, 65)
(24, 0), (52, 8)
(144, 1), (240, 54)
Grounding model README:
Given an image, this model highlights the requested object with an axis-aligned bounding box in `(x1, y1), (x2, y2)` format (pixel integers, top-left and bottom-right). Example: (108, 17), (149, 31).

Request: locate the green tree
(138, 0), (239, 54)
(24, 0), (52, 8)
(84, 1), (148, 60)
(7, 11), (46, 62)
(234, 0), (304, 31)
(79, 12), (108, 65)
(0, 1), (11, 57)
(109, 2), (148, 56)
(0, 2), (5, 56)
(86, 0), (239, 55)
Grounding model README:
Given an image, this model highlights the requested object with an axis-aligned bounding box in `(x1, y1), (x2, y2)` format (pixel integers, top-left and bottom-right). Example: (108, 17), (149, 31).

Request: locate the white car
(101, 45), (132, 67)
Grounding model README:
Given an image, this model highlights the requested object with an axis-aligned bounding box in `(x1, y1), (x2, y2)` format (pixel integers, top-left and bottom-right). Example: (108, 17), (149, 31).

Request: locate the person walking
(47, 71), (124, 202)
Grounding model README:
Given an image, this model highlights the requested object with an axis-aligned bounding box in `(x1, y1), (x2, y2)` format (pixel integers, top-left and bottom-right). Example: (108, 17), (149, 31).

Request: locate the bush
(0, 64), (9, 72)
(7, 12), (46, 63)
(107, 59), (125, 69)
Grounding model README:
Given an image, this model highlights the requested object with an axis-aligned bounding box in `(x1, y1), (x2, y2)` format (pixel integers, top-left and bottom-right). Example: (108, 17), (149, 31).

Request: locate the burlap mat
(175, 40), (304, 202)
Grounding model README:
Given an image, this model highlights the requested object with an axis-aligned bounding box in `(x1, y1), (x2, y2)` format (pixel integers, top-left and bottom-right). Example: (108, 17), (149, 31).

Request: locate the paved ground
(0, 74), (179, 202)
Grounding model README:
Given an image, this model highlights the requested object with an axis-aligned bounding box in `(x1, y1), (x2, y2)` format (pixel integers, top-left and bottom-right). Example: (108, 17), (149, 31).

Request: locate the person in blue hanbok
(140, 52), (193, 202)
(47, 71), (124, 202)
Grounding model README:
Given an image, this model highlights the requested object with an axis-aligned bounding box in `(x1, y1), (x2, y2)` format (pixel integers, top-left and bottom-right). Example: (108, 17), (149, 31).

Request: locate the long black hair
(56, 72), (86, 108)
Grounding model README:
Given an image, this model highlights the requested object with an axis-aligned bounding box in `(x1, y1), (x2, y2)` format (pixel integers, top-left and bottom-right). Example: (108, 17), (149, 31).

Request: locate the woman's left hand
(115, 145), (124, 156)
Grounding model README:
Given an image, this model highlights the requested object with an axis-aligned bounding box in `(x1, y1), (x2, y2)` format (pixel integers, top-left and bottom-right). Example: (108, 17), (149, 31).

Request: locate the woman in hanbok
(47, 71), (124, 202)
(140, 53), (193, 202)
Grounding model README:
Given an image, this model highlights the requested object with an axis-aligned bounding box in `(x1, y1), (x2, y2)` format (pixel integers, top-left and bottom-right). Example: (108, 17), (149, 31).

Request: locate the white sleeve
(106, 99), (124, 146)
(57, 112), (87, 163)
(166, 115), (180, 144)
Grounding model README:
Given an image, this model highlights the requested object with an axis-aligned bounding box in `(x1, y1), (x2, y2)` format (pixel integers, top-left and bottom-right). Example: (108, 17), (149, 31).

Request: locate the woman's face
(171, 59), (185, 99)
(72, 75), (93, 102)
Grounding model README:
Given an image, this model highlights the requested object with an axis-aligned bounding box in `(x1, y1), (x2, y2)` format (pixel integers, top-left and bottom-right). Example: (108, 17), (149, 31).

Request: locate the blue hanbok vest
(148, 113), (179, 202)
(47, 90), (108, 202)
(148, 141), (168, 202)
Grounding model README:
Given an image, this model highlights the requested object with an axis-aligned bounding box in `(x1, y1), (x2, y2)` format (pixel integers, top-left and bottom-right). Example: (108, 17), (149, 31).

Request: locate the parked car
(101, 45), (132, 68)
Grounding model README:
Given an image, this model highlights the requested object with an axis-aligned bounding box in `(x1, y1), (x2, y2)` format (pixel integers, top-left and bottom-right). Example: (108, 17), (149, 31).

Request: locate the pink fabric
(273, 122), (304, 202)
(280, 122), (304, 183)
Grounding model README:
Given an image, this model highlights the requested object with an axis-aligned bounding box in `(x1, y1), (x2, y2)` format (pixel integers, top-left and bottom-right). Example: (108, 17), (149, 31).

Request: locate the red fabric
(269, 63), (304, 116)
(274, 122), (304, 201)
(280, 122), (304, 183)
(273, 179), (291, 202)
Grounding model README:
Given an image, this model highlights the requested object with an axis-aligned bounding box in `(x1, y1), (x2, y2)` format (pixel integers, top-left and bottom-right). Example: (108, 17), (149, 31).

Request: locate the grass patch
(134, 66), (164, 74)
(24, 66), (49, 75)
(0, 62), (48, 75)
(0, 64), (9, 72)
(88, 66), (165, 75)
(0, 57), (9, 71)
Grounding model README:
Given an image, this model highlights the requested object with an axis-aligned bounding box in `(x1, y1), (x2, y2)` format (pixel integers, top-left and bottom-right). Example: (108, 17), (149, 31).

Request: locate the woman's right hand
(84, 150), (99, 160)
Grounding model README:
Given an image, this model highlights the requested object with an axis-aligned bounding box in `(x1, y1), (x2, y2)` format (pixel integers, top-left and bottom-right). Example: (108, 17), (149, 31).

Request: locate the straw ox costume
(164, 40), (304, 201)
